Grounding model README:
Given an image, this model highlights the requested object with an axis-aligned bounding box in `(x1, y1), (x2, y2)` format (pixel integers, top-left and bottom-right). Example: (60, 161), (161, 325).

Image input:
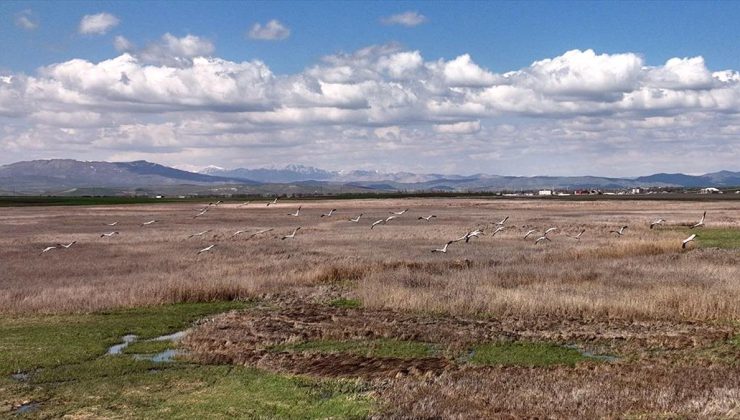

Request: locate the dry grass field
(1, 197), (739, 417)
(1, 198), (738, 318)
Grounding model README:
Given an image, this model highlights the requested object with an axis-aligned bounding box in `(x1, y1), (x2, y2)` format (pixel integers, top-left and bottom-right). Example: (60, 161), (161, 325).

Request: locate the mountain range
(0, 159), (738, 195)
(200, 165), (740, 191)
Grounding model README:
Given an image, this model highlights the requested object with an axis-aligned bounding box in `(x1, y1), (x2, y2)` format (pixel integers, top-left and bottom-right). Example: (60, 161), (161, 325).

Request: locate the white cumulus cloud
(1, 42), (739, 175)
(135, 33), (215, 66)
(248, 20), (291, 41)
(113, 35), (134, 52)
(434, 120), (481, 134)
(381, 11), (427, 27)
(79, 12), (119, 35)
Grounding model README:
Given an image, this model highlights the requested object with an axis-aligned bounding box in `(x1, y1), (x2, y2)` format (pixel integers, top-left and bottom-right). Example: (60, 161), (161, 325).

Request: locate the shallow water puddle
(107, 334), (137, 355)
(133, 349), (181, 363)
(152, 330), (187, 341)
(106, 330), (188, 362)
(10, 372), (30, 382)
(13, 401), (40, 415)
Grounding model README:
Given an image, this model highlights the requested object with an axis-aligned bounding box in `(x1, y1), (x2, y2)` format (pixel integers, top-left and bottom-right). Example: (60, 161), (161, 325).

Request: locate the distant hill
(200, 164), (444, 183)
(202, 164), (740, 191)
(0, 159), (254, 193)
(201, 164), (334, 183)
(635, 171), (740, 188)
(1, 159), (738, 195)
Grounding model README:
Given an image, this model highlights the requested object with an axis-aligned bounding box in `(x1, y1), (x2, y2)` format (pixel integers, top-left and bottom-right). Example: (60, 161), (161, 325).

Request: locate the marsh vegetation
(1, 198), (738, 417)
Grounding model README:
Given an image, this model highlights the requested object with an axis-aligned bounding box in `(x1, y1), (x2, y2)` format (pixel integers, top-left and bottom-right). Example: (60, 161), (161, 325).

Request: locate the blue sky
(3, 1), (739, 74)
(0, 1), (739, 176)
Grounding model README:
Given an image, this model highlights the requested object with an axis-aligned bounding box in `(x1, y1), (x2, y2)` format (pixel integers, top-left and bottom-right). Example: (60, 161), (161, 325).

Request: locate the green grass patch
(8, 363), (371, 418)
(468, 341), (591, 367)
(695, 228), (740, 249)
(730, 334), (740, 348)
(0, 301), (372, 418)
(273, 339), (439, 359)
(0, 301), (246, 375)
(329, 298), (362, 309)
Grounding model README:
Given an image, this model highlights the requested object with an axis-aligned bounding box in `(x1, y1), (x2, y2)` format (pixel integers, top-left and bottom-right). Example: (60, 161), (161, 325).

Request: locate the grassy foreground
(0, 302), (371, 418)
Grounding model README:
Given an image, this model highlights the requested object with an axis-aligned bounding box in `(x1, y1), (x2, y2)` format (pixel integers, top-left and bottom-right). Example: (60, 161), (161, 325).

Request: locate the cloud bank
(1, 41), (739, 176)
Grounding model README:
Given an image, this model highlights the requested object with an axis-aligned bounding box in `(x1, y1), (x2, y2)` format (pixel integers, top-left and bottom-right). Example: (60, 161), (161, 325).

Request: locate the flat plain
(1, 197), (738, 417)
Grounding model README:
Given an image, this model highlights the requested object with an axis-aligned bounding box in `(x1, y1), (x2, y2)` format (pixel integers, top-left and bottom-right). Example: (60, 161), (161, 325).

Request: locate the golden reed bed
(1, 198), (738, 320)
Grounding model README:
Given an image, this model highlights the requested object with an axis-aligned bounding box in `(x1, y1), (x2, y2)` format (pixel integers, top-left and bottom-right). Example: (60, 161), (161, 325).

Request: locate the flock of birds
(38, 199), (709, 255)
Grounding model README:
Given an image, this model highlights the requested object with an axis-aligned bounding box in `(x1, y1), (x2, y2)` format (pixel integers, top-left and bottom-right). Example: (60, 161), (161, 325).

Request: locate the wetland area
(1, 197), (738, 417)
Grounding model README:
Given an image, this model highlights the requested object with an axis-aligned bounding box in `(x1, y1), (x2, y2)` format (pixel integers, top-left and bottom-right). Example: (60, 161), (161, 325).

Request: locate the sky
(1, 0), (739, 177)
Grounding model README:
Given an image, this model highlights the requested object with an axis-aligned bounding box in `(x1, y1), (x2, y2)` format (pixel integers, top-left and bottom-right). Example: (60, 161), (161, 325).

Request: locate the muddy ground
(184, 297), (740, 417)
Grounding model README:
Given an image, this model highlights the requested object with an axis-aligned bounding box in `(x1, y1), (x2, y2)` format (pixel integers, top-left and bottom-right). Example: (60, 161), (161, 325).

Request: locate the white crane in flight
(281, 227), (301, 240)
(690, 211), (706, 229)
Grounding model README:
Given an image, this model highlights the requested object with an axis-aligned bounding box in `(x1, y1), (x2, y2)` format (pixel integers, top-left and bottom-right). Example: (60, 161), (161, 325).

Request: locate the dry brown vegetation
(185, 297), (740, 417)
(2, 198), (739, 417)
(1, 198), (738, 320)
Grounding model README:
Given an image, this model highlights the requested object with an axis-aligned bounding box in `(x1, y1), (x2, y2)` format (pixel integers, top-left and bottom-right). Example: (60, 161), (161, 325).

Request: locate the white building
(699, 187), (722, 194)
(538, 190), (553, 196)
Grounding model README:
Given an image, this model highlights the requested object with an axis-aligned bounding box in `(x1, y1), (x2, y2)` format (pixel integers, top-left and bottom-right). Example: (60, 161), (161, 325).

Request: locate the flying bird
(610, 226), (628, 236)
(209, 201), (222, 206)
(320, 209), (337, 218)
(431, 241), (454, 253)
(56, 241), (77, 249)
(494, 216), (509, 226)
(141, 220), (158, 226)
(455, 229), (484, 243)
(244, 228), (274, 240)
(100, 231), (119, 238)
(40, 245), (58, 254)
(649, 218), (665, 229)
(390, 209), (409, 215)
(566, 229), (586, 240)
(682, 234), (697, 249)
(197, 244), (215, 255)
(238, 201), (250, 207)
(188, 230), (212, 239)
(491, 226), (505, 237)
(384, 215), (399, 224)
(690, 211), (706, 229)
(232, 229), (248, 237)
(544, 227), (558, 235)
(535, 235), (551, 245)
(105, 221), (118, 226)
(418, 215), (437, 222)
(194, 208), (209, 218)
(266, 198), (278, 207)
(288, 206), (302, 217)
(281, 227), (301, 240)
(370, 219), (385, 229)
(349, 214), (363, 223)
(523, 229), (537, 239)
(466, 229), (485, 242)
